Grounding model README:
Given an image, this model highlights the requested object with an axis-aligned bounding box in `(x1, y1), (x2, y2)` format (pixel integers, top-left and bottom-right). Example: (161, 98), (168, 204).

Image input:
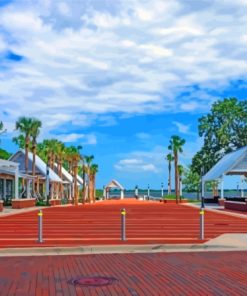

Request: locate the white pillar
(179, 181), (182, 197)
(15, 167), (19, 199)
(240, 175), (244, 198)
(103, 186), (106, 199)
(27, 179), (31, 198)
(3, 178), (6, 200)
(135, 186), (138, 197)
(220, 178), (224, 199)
(120, 189), (124, 199)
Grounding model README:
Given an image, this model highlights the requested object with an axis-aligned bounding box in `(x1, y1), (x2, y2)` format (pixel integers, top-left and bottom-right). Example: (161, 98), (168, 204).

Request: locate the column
(120, 189), (124, 200)
(220, 178), (224, 199)
(27, 179), (31, 198)
(15, 167), (19, 199)
(240, 175), (244, 198)
(3, 179), (6, 201)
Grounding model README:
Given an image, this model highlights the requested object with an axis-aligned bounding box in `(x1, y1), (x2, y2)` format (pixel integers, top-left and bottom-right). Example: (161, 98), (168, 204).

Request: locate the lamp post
(161, 182), (164, 198)
(200, 166), (205, 240)
(135, 185), (138, 198)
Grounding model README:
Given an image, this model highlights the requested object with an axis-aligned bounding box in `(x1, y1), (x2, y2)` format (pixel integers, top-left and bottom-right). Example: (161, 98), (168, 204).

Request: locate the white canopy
(106, 179), (124, 190)
(203, 146), (247, 182)
(9, 150), (63, 183)
(54, 163), (83, 185)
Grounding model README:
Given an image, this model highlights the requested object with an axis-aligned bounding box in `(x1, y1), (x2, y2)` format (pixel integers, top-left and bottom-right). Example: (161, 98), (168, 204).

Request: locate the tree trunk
(74, 164), (78, 206)
(32, 144), (36, 192)
(174, 152), (179, 204)
(25, 139), (29, 174)
(168, 163), (171, 195)
(82, 168), (86, 204)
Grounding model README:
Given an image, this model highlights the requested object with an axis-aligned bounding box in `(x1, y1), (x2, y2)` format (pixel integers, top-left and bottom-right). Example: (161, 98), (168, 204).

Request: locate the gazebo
(105, 180), (125, 199)
(202, 146), (247, 199)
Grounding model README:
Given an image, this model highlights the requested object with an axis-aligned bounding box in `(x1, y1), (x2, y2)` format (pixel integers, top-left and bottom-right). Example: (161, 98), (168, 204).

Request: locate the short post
(199, 196), (205, 240)
(121, 208), (126, 241)
(37, 209), (43, 243)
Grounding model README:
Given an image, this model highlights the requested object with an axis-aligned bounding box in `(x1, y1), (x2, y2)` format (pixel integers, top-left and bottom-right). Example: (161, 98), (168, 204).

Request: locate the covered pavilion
(53, 163), (84, 200)
(202, 146), (247, 199)
(9, 150), (63, 199)
(105, 180), (125, 199)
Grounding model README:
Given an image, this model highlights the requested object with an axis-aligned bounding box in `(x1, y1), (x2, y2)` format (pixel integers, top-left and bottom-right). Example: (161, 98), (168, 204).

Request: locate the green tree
(0, 148), (11, 160)
(30, 119), (42, 190)
(89, 164), (98, 203)
(0, 121), (6, 138)
(178, 164), (184, 201)
(84, 155), (94, 203)
(168, 136), (186, 203)
(15, 117), (34, 174)
(166, 153), (174, 195)
(194, 98), (247, 174)
(183, 167), (201, 200)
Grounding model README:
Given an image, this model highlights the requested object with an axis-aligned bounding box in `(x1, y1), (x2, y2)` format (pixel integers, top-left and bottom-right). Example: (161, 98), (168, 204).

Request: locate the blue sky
(0, 0), (247, 189)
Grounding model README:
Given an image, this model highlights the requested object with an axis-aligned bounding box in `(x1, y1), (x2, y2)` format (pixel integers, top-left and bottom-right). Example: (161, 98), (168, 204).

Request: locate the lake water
(108, 190), (245, 200)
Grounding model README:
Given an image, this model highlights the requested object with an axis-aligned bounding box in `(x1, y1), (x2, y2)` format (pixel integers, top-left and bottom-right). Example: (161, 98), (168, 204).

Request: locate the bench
(12, 198), (36, 209)
(49, 199), (62, 206)
(224, 201), (247, 212)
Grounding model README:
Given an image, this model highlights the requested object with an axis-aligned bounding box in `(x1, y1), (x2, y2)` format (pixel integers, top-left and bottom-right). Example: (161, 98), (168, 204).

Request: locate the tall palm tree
(90, 164), (98, 203)
(30, 119), (42, 191)
(15, 117), (33, 174)
(38, 139), (59, 204)
(178, 164), (184, 201)
(166, 153), (174, 195)
(84, 155), (94, 203)
(13, 134), (26, 149)
(168, 136), (186, 203)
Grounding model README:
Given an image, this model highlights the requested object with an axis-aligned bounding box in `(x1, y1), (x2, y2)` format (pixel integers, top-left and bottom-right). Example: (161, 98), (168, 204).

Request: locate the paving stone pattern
(0, 251), (246, 295)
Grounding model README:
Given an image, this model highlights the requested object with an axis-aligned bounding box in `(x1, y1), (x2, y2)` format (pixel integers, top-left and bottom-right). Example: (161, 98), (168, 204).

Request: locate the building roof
(54, 163), (83, 185)
(9, 150), (63, 183)
(203, 146), (247, 181)
(106, 179), (124, 190)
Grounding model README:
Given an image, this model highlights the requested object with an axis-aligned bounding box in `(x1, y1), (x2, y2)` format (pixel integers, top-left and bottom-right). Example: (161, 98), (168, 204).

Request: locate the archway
(105, 180), (124, 200)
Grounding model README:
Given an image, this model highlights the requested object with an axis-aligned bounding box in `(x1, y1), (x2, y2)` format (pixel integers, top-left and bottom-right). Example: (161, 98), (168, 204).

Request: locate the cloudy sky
(0, 0), (247, 189)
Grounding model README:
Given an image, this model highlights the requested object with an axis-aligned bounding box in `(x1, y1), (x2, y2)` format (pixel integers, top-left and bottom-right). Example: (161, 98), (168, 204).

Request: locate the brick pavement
(0, 251), (246, 295)
(0, 200), (247, 247)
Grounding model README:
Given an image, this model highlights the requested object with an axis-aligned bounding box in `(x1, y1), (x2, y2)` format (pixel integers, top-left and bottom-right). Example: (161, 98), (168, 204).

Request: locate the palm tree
(166, 153), (174, 195)
(178, 164), (184, 201)
(168, 136), (186, 203)
(15, 117), (33, 174)
(0, 121), (6, 140)
(38, 139), (59, 204)
(84, 155), (94, 203)
(90, 164), (98, 203)
(13, 134), (26, 149)
(30, 119), (42, 191)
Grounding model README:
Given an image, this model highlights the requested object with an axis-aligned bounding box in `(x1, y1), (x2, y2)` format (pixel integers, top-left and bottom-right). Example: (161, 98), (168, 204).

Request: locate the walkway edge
(1, 243), (247, 256)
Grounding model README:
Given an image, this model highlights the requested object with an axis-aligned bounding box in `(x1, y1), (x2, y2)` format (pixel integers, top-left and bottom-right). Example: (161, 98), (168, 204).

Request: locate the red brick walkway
(0, 251), (246, 295)
(0, 200), (247, 247)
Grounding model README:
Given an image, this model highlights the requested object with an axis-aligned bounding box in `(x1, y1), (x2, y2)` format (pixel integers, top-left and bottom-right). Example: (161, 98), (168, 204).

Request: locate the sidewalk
(1, 234), (247, 257)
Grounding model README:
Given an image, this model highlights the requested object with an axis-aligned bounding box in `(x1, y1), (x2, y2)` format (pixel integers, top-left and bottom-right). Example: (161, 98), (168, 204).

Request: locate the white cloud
(135, 132), (151, 140)
(1, 0), (247, 135)
(173, 121), (192, 134)
(53, 133), (97, 145)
